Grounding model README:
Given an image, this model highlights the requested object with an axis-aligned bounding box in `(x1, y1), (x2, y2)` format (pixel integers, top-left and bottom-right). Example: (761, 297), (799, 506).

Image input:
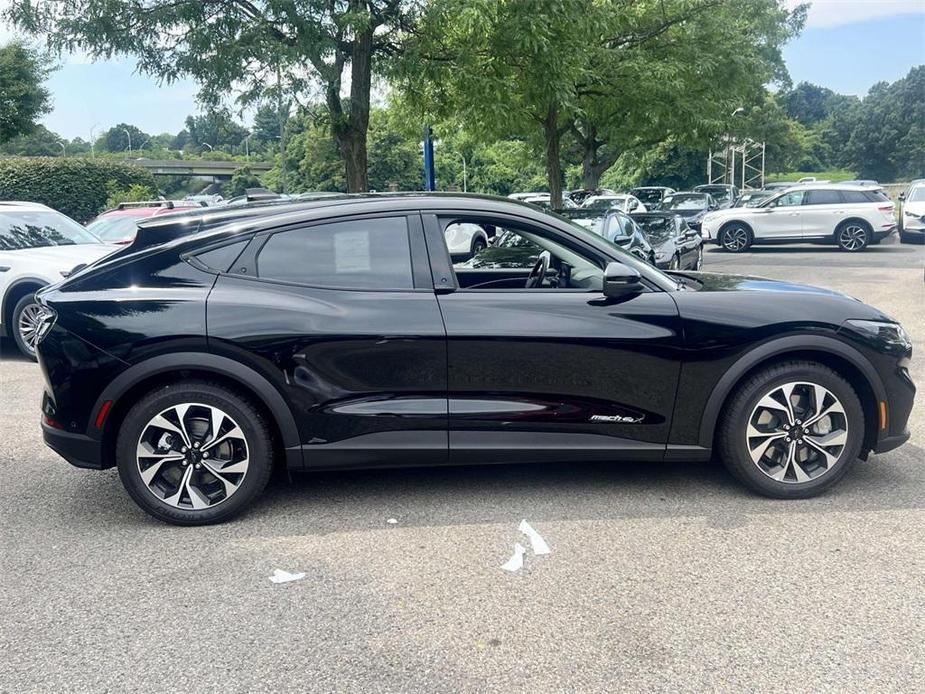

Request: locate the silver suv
(701, 184), (897, 252)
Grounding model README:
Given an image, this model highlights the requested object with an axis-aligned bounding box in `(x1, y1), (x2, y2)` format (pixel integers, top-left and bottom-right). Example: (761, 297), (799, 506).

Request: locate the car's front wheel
(116, 381), (274, 525)
(470, 236), (487, 257)
(11, 292), (43, 361)
(717, 361), (864, 498)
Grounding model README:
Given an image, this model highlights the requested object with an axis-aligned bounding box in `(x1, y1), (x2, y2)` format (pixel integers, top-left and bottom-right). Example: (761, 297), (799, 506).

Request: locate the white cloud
(787, 0), (925, 28)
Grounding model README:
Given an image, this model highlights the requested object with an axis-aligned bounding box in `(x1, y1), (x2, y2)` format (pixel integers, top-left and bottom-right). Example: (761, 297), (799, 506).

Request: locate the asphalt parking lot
(1, 236), (923, 693)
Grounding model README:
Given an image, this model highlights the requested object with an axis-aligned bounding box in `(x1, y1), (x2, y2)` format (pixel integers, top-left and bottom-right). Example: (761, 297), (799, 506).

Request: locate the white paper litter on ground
(269, 569), (306, 584)
(501, 543), (526, 572)
(519, 520), (551, 555)
(386, 518), (398, 524)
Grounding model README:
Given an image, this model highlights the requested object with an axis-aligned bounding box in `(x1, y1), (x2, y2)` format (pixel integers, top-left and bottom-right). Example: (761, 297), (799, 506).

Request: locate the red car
(86, 201), (205, 245)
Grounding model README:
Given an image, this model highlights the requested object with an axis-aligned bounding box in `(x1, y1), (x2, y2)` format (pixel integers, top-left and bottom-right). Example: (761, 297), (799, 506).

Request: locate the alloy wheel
(16, 302), (43, 354)
(746, 381), (848, 483)
(722, 227), (749, 252)
(838, 224), (867, 251)
(136, 403), (250, 510)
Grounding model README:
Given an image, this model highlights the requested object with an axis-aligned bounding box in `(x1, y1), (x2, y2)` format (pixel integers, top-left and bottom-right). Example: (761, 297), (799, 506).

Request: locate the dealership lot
(1, 238), (923, 692)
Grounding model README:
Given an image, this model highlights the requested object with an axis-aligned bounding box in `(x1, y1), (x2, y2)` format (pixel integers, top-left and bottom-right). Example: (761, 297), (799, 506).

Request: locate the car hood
(4, 244), (117, 268)
(686, 271), (857, 299)
(903, 201), (925, 217)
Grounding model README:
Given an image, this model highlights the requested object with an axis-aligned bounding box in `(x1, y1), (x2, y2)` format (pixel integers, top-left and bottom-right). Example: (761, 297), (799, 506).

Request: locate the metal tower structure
(707, 139), (766, 189)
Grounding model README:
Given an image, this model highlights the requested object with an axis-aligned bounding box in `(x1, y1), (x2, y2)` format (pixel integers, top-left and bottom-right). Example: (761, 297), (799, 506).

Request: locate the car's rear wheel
(116, 381), (274, 525)
(717, 361), (863, 498)
(11, 292), (42, 361)
(719, 224), (752, 253)
(836, 221), (870, 252)
(470, 236), (487, 257)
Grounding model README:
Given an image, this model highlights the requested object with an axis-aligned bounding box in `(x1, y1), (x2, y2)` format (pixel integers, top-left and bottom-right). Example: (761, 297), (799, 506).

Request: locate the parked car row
(510, 177), (908, 252)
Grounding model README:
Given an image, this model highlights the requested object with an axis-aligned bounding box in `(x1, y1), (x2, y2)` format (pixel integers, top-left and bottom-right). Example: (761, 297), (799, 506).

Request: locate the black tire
(116, 380), (275, 525)
(11, 292), (41, 361)
(835, 220), (870, 252)
(719, 223), (752, 253)
(717, 361), (864, 499)
(470, 237), (487, 256)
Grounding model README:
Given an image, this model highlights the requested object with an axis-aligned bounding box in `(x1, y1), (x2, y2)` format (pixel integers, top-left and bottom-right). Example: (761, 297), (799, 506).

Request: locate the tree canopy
(0, 41), (53, 143)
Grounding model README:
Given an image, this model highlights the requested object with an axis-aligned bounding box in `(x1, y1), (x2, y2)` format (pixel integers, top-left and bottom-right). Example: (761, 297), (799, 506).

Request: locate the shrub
(0, 156), (158, 222)
(104, 181), (158, 209)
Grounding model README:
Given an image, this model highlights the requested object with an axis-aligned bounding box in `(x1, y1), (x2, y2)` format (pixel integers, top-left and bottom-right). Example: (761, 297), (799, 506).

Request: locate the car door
(751, 189), (805, 240)
(206, 212), (449, 468)
(422, 211), (684, 464)
(800, 189), (846, 238)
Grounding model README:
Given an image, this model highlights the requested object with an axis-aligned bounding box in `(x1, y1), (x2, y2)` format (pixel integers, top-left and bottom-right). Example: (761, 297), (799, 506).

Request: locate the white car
(0, 202), (114, 359)
(444, 221), (489, 258)
(507, 192), (547, 201)
(522, 194), (578, 210)
(582, 194), (647, 214)
(700, 184), (897, 253)
(900, 182), (925, 244)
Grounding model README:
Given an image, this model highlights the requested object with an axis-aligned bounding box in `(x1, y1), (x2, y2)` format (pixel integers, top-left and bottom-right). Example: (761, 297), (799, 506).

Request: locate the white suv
(0, 202), (114, 359)
(700, 184), (897, 253)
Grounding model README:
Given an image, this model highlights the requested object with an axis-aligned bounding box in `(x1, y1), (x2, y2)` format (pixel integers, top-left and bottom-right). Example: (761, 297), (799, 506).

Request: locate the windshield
(633, 215), (674, 240)
(662, 194), (707, 211)
(907, 186), (925, 202)
(87, 215), (142, 242)
(585, 196), (625, 210)
(696, 186), (731, 203)
(0, 210), (100, 250)
(632, 189), (663, 205)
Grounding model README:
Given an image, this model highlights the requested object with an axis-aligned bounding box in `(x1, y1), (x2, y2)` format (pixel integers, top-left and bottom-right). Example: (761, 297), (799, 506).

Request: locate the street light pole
(243, 133), (252, 160)
(122, 128), (132, 154)
(89, 122), (99, 158)
(59, 141), (66, 157)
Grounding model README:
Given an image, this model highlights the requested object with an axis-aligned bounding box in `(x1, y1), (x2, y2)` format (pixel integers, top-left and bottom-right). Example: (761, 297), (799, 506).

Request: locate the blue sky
(1, 0), (923, 139)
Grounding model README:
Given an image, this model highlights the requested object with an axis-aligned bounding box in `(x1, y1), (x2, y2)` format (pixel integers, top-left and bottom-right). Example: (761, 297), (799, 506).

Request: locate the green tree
(185, 110), (249, 153)
(842, 66), (925, 181)
(227, 166), (263, 197)
(0, 124), (63, 156)
(6, 0), (421, 192)
(99, 123), (150, 153)
(402, 0), (805, 206)
(0, 41), (52, 143)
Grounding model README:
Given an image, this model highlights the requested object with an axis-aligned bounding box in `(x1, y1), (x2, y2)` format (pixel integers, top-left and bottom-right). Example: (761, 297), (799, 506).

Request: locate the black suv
(35, 195), (914, 524)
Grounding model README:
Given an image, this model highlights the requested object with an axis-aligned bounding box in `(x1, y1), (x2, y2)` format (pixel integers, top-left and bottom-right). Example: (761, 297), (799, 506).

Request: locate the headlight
(844, 319), (912, 352)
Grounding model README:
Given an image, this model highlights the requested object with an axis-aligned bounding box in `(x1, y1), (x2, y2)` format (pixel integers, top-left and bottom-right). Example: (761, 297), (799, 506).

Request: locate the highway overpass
(124, 158), (273, 179)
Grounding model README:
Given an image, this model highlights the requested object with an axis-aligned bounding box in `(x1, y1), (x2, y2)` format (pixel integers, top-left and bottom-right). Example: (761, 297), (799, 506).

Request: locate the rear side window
(256, 217), (413, 290)
(804, 190), (844, 205)
(195, 240), (248, 273)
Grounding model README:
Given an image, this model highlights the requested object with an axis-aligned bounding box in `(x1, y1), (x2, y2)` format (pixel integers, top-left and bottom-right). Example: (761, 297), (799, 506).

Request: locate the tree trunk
(578, 125), (617, 191)
(543, 106), (563, 209)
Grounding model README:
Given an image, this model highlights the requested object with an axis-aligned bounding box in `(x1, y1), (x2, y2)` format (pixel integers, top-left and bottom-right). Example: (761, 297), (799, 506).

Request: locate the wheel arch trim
(696, 334), (887, 449)
(91, 352), (302, 466)
(1, 276), (49, 327)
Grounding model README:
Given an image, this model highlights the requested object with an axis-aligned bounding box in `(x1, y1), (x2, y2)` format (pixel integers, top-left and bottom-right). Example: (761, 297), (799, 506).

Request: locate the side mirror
(603, 262), (643, 298)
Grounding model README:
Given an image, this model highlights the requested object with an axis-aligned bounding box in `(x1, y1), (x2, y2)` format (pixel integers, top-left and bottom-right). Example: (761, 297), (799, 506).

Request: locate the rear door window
(804, 190), (844, 205)
(256, 217), (413, 290)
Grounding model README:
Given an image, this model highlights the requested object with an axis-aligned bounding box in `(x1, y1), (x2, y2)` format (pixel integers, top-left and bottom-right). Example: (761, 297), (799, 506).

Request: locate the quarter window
(256, 217), (413, 289)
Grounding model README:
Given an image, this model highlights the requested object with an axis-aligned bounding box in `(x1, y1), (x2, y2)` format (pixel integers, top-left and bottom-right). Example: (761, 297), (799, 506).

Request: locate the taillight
(878, 204), (895, 213)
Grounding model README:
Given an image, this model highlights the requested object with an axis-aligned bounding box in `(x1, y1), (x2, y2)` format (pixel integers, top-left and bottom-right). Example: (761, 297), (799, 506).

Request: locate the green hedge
(0, 157), (158, 222)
